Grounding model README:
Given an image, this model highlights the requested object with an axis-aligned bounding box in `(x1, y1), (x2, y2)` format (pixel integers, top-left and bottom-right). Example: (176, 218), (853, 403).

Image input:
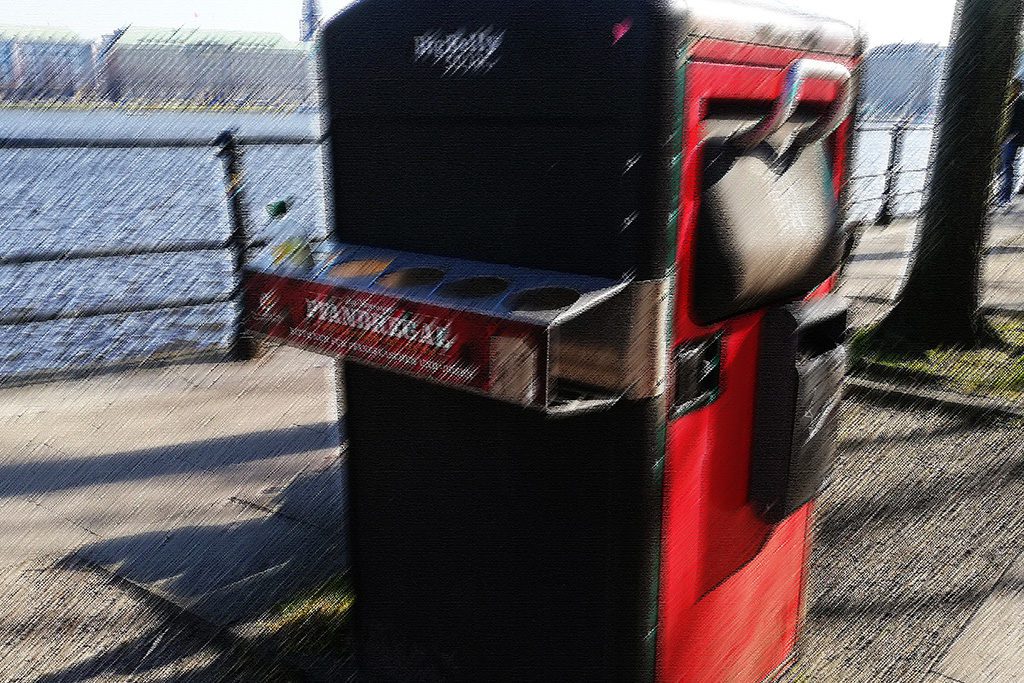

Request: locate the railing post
(215, 129), (258, 361)
(876, 117), (909, 226)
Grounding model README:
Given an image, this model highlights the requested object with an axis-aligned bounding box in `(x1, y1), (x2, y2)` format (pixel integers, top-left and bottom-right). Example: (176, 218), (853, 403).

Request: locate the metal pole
(215, 129), (258, 361)
(875, 118), (908, 225)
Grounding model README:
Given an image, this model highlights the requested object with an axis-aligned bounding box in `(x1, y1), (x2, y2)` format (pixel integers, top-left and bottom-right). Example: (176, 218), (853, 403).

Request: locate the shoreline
(0, 106), (320, 140)
(0, 100), (314, 115)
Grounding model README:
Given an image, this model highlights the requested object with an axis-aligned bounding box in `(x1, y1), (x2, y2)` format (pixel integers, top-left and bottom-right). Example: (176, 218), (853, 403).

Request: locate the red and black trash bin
(244, 0), (862, 680)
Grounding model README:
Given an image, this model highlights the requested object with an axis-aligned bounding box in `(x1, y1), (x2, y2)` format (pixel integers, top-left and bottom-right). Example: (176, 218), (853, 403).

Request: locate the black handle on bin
(670, 334), (722, 419)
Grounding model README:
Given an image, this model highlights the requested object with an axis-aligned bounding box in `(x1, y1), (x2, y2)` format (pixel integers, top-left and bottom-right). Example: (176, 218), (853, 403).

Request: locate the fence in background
(0, 131), (319, 385)
(0, 121), (925, 384)
(848, 118), (932, 225)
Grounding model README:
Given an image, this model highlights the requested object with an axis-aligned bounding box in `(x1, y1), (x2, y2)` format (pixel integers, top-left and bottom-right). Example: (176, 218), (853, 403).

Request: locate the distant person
(999, 78), (1024, 206)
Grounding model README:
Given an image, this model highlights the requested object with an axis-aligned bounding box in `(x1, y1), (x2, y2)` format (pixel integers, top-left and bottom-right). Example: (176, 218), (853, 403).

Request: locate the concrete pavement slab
(0, 559), (297, 683)
(0, 346), (349, 680)
(932, 549), (1024, 682)
(0, 498), (94, 568)
(74, 497), (347, 629)
(781, 401), (1024, 683)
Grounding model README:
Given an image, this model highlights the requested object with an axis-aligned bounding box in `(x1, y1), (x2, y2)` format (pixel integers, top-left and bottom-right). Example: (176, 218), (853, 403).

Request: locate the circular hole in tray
(329, 259), (392, 278)
(439, 276), (510, 299)
(315, 248), (347, 263)
(510, 287), (582, 312)
(377, 267), (447, 289)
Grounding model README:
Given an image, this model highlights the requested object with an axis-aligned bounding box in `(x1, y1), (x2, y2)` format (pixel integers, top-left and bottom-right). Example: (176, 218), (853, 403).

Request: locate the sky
(5, 0), (958, 48)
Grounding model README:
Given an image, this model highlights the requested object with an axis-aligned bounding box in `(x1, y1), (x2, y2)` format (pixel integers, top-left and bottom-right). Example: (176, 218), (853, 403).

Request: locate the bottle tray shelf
(245, 242), (668, 413)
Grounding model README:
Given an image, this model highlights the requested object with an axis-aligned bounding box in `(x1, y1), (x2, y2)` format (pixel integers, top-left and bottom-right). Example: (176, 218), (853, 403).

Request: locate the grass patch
(261, 572), (354, 658)
(850, 315), (1024, 401)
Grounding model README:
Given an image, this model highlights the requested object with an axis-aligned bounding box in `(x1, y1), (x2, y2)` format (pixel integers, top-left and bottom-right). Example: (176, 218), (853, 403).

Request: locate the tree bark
(873, 0), (1024, 351)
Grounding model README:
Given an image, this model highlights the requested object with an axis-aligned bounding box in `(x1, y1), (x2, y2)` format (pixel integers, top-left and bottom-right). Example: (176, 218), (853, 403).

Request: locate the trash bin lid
(683, 0), (860, 56)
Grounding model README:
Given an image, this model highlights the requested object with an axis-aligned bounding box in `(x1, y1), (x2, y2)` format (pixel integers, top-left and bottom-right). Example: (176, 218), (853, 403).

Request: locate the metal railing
(848, 118), (932, 225)
(0, 130), (321, 383)
(0, 120), (928, 385)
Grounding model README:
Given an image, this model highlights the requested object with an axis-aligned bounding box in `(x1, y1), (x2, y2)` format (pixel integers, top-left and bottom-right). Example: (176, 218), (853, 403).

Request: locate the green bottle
(268, 198), (314, 269)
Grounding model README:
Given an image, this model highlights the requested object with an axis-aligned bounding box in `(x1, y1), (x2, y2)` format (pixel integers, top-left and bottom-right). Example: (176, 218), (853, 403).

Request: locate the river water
(0, 109), (930, 380)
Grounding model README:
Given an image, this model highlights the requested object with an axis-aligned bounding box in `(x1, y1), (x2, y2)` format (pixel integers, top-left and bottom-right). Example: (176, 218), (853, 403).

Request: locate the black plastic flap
(749, 298), (847, 523)
(692, 118), (843, 325)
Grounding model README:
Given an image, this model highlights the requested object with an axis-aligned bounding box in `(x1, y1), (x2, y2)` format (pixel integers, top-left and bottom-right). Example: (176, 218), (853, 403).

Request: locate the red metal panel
(691, 37), (857, 69)
(657, 49), (857, 683)
(245, 272), (546, 397)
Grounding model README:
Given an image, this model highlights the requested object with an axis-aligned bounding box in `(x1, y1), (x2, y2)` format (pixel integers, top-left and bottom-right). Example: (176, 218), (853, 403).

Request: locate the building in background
(99, 27), (311, 108)
(859, 43), (945, 122)
(0, 35), (14, 98)
(0, 26), (95, 101)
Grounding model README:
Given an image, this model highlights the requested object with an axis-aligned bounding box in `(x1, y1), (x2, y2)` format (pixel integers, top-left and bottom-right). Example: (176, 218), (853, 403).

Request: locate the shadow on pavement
(21, 418), (354, 682)
(818, 414), (1024, 546)
(786, 400), (1024, 682)
(31, 587), (301, 683)
(809, 578), (1024, 622)
(0, 421), (341, 500)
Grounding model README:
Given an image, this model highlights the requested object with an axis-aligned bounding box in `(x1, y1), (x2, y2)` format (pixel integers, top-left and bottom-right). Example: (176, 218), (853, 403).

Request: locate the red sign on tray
(245, 273), (547, 401)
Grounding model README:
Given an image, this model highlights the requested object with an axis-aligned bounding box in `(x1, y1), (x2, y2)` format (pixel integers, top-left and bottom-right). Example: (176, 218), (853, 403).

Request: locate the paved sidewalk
(0, 558), (297, 682)
(841, 212), (1024, 326)
(0, 346), (350, 681)
(782, 402), (1024, 683)
(0, 342), (1022, 681)
(931, 549), (1024, 683)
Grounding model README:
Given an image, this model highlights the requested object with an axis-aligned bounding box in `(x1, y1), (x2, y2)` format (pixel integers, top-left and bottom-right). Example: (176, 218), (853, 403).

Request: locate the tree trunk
(873, 0), (1024, 351)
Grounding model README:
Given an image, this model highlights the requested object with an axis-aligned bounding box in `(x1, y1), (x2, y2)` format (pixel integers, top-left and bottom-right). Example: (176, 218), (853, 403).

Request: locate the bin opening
(749, 298), (848, 523)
